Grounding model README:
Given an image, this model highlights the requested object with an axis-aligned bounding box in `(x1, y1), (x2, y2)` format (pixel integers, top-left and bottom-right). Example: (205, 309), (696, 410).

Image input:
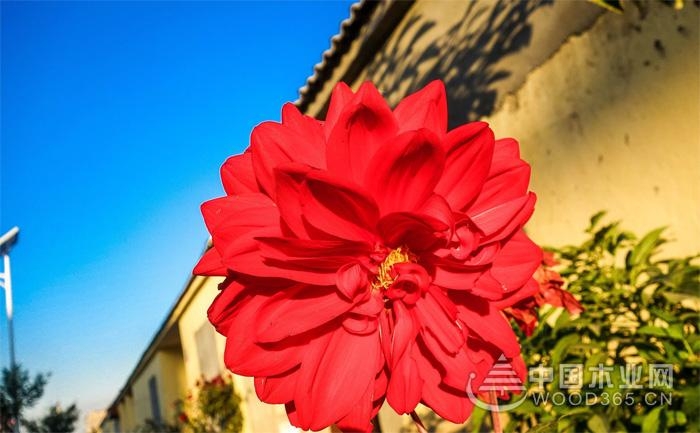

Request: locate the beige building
(102, 1), (699, 432)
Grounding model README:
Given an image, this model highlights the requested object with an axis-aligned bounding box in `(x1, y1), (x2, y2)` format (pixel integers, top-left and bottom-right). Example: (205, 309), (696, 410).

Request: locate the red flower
(195, 81), (542, 431)
(500, 251), (583, 335)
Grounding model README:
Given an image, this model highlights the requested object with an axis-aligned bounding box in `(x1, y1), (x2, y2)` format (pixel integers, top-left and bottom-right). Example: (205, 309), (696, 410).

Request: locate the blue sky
(0, 0), (353, 423)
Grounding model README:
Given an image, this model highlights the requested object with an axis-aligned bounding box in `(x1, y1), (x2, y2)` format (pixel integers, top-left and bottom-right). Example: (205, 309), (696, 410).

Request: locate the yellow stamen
(372, 247), (413, 290)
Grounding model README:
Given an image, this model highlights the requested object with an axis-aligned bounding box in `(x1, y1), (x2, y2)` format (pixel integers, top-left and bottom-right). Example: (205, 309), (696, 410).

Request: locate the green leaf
(551, 334), (580, 367)
(468, 405), (487, 433)
(526, 420), (557, 433)
(637, 324), (686, 342)
(558, 408), (593, 419)
(642, 407), (666, 433)
(667, 323), (685, 340)
(662, 291), (700, 311)
(637, 326), (668, 338)
(629, 227), (666, 268)
(587, 414), (609, 433)
(589, 211), (607, 231)
(666, 411), (687, 427)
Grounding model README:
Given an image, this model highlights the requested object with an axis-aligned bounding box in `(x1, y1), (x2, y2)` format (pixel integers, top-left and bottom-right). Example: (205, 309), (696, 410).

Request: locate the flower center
(372, 247), (414, 290)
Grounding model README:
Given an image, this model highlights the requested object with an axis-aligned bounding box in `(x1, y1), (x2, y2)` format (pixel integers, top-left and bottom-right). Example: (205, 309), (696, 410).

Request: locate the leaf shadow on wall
(366, 0), (553, 129)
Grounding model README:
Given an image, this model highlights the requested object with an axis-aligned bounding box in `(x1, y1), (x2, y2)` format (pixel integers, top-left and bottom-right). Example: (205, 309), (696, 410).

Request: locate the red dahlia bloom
(195, 80), (542, 432)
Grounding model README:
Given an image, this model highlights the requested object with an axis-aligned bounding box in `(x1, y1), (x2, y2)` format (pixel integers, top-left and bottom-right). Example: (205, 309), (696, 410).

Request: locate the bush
(504, 213), (700, 433)
(176, 375), (243, 433)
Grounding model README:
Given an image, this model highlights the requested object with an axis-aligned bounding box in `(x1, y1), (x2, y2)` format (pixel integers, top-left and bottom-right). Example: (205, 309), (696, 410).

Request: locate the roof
(295, 0), (415, 115)
(294, 0), (376, 111)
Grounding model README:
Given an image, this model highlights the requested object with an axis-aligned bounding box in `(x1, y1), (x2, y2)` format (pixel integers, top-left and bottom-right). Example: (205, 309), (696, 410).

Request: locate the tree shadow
(366, 0), (553, 128)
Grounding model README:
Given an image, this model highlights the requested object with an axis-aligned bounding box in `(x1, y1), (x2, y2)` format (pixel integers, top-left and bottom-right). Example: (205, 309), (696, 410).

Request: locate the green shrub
(505, 213), (699, 433)
(177, 375), (243, 433)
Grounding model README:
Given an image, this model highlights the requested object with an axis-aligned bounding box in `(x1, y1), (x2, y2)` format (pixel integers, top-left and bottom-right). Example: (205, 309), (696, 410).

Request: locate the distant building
(101, 0), (699, 432)
(86, 410), (107, 433)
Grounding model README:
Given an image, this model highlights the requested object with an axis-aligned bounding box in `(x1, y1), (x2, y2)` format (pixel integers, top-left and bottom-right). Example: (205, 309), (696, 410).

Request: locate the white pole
(2, 254), (18, 433)
(0, 227), (19, 433)
(4, 254), (12, 320)
(3, 254), (15, 368)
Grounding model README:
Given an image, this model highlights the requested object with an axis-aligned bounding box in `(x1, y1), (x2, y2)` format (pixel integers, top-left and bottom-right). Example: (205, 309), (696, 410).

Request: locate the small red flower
(195, 81), (542, 431)
(500, 251), (583, 335)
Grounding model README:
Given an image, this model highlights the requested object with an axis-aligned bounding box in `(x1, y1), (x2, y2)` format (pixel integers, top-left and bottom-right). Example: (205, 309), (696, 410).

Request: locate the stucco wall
(116, 394), (135, 433)
(484, 1), (699, 257)
(128, 349), (186, 428)
(177, 277), (226, 390)
(355, 0), (604, 126)
(158, 348), (187, 423)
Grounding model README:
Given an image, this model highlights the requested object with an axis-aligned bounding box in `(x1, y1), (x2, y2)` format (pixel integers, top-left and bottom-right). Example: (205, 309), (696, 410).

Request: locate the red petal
(301, 170), (380, 242)
(352, 292), (384, 316)
(221, 152), (258, 195)
(257, 236), (370, 260)
(324, 81), (355, 139)
(468, 152), (531, 216)
(326, 81), (398, 185)
(378, 212), (445, 252)
(193, 247), (227, 276)
(223, 295), (304, 377)
(202, 195), (285, 279)
(435, 122), (494, 211)
(336, 262), (370, 301)
(490, 138), (521, 172)
(393, 80), (447, 137)
(470, 193), (534, 239)
(453, 292), (521, 357)
(418, 194), (454, 232)
(379, 310), (393, 365)
(207, 279), (247, 334)
(256, 237), (369, 283)
(334, 381), (375, 433)
(250, 119), (325, 199)
(201, 193), (277, 236)
(487, 231), (543, 294)
(255, 366), (299, 404)
(386, 342), (423, 415)
(365, 129), (445, 215)
(255, 285), (353, 343)
(415, 290), (464, 355)
(342, 313), (379, 335)
(281, 103), (325, 157)
(493, 277), (539, 309)
(273, 163), (312, 238)
(295, 327), (381, 431)
(389, 301), (417, 369)
(373, 365), (389, 404)
(418, 331), (471, 391)
(226, 248), (340, 285)
(430, 257), (484, 291)
(250, 122), (292, 199)
(202, 193), (279, 253)
(285, 402), (299, 428)
(414, 345), (476, 424)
